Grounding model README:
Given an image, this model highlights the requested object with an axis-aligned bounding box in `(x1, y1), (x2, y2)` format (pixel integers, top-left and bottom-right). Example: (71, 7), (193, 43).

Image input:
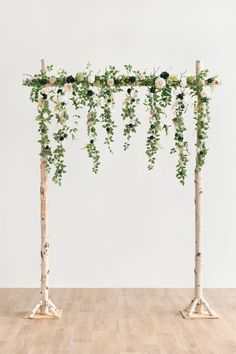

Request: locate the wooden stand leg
(25, 59), (62, 320)
(180, 60), (218, 320)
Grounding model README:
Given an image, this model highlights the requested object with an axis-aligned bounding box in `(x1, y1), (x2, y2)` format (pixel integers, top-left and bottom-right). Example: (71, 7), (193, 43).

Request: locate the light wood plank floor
(0, 288), (236, 354)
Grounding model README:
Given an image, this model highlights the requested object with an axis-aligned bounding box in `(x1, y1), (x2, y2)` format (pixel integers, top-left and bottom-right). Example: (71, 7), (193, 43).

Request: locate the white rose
(64, 83), (73, 92)
(155, 77), (166, 89)
(107, 78), (114, 87)
(43, 112), (49, 119)
(200, 86), (212, 98)
(131, 90), (137, 98)
(57, 66), (64, 74)
(88, 72), (95, 84)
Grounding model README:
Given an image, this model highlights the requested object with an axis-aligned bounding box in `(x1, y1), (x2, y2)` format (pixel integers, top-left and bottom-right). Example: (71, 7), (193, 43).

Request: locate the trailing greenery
(23, 64), (219, 184)
(98, 66), (121, 153)
(170, 81), (189, 184)
(188, 70), (216, 173)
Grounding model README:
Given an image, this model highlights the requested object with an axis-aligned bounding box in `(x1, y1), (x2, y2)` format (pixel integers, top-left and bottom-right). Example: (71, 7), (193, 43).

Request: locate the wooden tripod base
(24, 298), (62, 319)
(180, 308), (218, 319)
(180, 297), (219, 319)
(24, 309), (63, 319)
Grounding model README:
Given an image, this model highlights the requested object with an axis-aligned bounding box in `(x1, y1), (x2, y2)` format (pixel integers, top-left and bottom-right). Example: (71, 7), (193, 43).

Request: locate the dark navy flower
(177, 93), (184, 100)
(66, 75), (75, 83)
(41, 93), (47, 100)
(160, 71), (169, 80)
(87, 90), (94, 96)
(129, 76), (136, 83)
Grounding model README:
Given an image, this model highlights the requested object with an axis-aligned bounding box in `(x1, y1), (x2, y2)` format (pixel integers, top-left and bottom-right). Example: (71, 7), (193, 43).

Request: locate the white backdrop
(0, 0), (235, 287)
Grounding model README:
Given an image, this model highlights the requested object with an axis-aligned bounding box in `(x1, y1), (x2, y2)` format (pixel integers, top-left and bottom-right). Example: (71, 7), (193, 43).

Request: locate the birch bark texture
(194, 59), (203, 311)
(25, 60), (62, 319)
(180, 60), (218, 319)
(40, 58), (49, 314)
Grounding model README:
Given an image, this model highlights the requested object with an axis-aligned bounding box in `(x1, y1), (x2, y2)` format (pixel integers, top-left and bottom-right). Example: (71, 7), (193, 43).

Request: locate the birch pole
(194, 59), (203, 313)
(40, 58), (49, 314)
(25, 59), (61, 319)
(180, 60), (218, 319)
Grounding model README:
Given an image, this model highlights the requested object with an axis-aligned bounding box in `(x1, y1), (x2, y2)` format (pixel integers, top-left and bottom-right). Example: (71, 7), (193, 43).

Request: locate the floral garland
(23, 64), (220, 184)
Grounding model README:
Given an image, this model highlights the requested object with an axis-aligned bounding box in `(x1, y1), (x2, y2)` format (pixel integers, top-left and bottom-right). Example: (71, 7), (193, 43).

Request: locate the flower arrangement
(23, 64), (220, 184)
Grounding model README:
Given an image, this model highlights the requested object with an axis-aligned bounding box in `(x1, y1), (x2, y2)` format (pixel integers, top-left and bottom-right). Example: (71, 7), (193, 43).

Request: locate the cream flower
(41, 87), (49, 95)
(156, 141), (163, 149)
(43, 112), (49, 119)
(107, 78), (114, 87)
(211, 79), (221, 89)
(60, 116), (67, 124)
(200, 86), (212, 98)
(170, 74), (179, 82)
(37, 100), (44, 109)
(88, 72), (96, 84)
(49, 77), (56, 85)
(150, 109), (156, 116)
(139, 74), (146, 81)
(155, 77), (166, 89)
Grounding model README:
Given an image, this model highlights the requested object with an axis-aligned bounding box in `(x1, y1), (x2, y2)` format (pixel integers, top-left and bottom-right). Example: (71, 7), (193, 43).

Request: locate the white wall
(0, 0), (235, 287)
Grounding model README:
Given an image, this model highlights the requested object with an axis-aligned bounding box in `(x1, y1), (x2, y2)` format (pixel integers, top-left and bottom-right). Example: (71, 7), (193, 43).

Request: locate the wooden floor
(0, 289), (236, 354)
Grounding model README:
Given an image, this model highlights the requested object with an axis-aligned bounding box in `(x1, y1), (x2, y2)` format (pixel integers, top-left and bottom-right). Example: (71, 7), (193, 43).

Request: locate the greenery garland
(23, 64), (220, 185)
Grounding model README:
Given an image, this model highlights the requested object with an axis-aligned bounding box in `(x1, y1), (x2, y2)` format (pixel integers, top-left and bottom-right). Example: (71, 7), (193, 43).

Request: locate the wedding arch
(23, 59), (220, 319)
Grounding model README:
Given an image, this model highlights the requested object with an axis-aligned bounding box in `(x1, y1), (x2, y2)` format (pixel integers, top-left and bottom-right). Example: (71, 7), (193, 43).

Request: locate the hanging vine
(170, 78), (189, 184)
(145, 71), (174, 170)
(23, 64), (220, 184)
(98, 66), (121, 153)
(83, 85), (101, 174)
(189, 70), (219, 172)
